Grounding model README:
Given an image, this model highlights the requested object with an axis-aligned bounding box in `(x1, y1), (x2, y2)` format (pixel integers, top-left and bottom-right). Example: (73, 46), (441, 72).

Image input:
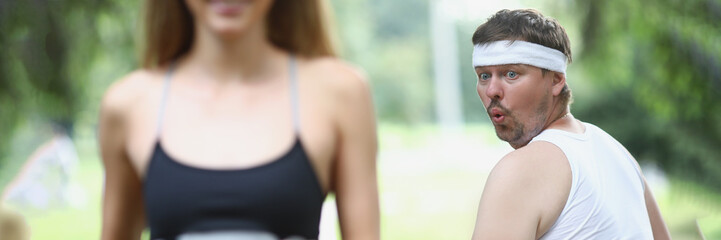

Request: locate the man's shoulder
(498, 141), (569, 172)
(478, 140), (573, 234)
(486, 141), (571, 197)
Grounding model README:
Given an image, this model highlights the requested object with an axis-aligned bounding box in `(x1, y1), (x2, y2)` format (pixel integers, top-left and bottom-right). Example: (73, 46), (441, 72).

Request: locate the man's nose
(485, 76), (503, 101)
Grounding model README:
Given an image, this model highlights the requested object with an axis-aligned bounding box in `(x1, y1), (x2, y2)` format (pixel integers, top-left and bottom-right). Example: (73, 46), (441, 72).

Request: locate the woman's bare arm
(98, 78), (146, 240)
(643, 178), (671, 240)
(330, 62), (380, 240)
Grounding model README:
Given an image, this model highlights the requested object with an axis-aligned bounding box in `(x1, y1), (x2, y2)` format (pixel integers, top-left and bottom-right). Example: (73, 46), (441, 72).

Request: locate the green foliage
(0, 1), (137, 168)
(573, 0), (721, 191)
(331, 0), (436, 124)
(1, 1), (71, 166)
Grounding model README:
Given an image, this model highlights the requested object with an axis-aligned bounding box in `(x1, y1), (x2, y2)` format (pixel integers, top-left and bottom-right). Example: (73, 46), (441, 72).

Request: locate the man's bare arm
(472, 142), (571, 240)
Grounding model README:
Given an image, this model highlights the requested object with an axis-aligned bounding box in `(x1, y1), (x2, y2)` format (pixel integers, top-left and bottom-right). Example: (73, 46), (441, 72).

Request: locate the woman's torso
(122, 56), (340, 191)
(117, 55), (350, 238)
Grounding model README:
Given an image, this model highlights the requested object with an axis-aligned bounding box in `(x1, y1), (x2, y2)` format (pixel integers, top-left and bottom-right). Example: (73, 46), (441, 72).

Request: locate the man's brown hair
(472, 9), (573, 106)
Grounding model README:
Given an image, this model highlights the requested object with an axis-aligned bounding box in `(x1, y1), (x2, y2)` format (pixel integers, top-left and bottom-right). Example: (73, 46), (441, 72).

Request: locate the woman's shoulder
(100, 67), (166, 117)
(303, 57), (363, 76)
(301, 57), (371, 98)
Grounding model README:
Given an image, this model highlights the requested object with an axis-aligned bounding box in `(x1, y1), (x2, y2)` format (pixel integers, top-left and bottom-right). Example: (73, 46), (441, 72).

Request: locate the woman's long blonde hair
(141, 0), (337, 68)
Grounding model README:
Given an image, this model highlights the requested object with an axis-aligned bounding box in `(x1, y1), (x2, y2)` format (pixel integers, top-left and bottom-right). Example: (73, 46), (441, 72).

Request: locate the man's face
(475, 64), (556, 149)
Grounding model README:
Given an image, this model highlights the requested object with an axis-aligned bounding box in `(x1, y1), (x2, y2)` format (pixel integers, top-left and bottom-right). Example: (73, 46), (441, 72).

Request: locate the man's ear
(551, 72), (566, 97)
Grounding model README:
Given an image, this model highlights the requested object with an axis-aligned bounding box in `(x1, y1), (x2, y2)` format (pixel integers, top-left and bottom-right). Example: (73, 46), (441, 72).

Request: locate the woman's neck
(183, 21), (286, 82)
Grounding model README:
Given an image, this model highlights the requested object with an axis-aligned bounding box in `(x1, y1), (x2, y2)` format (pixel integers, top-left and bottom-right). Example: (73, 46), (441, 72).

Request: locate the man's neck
(545, 107), (585, 135)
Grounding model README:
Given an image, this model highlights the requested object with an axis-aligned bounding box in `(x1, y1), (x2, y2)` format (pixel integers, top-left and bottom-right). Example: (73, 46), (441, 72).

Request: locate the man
(470, 9), (671, 239)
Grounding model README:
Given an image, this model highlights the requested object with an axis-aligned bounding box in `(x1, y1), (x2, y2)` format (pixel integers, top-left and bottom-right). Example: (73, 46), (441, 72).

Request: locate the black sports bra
(143, 56), (326, 239)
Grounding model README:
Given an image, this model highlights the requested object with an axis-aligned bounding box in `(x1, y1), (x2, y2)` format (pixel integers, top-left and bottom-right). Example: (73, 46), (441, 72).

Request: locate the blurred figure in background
(98, 0), (379, 240)
(1, 121), (80, 240)
(469, 9), (670, 239)
(2, 121), (81, 210)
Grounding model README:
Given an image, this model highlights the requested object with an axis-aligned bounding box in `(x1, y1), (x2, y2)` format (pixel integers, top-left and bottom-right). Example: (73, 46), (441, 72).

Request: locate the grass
(3, 123), (721, 239)
(657, 179), (721, 240)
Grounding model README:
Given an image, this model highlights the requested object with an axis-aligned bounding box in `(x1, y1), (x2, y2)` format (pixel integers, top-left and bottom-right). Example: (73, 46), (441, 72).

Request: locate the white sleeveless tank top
(531, 122), (653, 240)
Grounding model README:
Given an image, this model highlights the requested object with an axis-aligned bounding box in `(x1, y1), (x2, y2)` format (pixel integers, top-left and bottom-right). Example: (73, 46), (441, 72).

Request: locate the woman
(98, 0), (379, 239)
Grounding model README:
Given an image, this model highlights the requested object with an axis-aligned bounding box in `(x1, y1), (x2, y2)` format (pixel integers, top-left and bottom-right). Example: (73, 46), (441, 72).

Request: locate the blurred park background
(1, 0), (720, 239)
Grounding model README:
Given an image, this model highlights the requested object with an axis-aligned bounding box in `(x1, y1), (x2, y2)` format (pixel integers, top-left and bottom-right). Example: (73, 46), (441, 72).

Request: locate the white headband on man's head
(472, 40), (568, 75)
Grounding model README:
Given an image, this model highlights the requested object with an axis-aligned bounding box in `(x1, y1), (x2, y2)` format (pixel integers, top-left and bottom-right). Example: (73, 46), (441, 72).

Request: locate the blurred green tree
(573, 0), (721, 191)
(0, 0), (137, 176)
(1, 0), (79, 167)
(332, 0), (436, 124)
